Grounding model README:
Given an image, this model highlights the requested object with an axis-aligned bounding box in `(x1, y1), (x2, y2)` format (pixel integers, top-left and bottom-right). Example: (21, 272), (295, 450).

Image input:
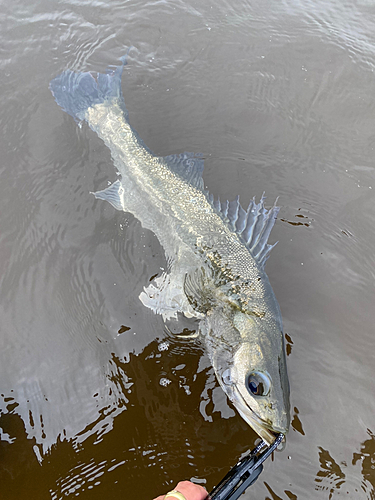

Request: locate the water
(1, 0), (375, 498)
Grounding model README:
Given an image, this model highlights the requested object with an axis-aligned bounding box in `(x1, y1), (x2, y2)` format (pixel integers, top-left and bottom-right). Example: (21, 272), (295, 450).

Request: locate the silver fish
(50, 55), (290, 445)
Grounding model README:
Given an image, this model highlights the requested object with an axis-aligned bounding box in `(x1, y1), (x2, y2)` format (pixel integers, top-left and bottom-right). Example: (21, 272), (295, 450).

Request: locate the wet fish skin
(50, 55), (290, 444)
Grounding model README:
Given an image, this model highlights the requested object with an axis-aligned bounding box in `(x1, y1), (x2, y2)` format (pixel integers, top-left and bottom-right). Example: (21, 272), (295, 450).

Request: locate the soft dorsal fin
(163, 152), (204, 190)
(211, 193), (280, 268)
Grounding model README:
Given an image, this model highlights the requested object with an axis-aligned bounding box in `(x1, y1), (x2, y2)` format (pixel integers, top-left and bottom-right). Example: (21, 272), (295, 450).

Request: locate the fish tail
(49, 48), (131, 121)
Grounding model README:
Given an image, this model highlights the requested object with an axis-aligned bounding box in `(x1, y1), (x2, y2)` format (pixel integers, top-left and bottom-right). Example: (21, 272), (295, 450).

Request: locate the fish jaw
(232, 327), (290, 434)
(218, 367), (289, 445)
(231, 370), (289, 445)
(202, 308), (290, 443)
(235, 406), (279, 446)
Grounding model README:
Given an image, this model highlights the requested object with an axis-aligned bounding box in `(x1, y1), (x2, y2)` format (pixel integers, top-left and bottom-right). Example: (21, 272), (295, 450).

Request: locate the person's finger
(174, 480), (208, 500)
(153, 480), (208, 500)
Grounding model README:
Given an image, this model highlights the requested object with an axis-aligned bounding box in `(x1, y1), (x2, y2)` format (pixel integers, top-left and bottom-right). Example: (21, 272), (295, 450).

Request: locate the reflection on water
(315, 429), (375, 499)
(353, 430), (375, 497)
(0, 338), (256, 499)
(257, 432), (375, 499)
(315, 447), (346, 498)
(290, 407), (305, 437)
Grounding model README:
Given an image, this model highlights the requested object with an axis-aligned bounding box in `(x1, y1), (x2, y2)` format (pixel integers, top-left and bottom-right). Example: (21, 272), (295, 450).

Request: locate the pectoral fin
(91, 180), (124, 211)
(139, 271), (203, 321)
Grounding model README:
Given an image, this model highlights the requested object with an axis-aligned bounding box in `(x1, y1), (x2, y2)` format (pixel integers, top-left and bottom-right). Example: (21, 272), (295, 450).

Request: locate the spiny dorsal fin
(210, 193), (279, 268)
(163, 152), (204, 190)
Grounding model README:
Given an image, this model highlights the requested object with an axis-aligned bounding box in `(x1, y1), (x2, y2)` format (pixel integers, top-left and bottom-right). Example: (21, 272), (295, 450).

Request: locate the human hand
(153, 480), (208, 500)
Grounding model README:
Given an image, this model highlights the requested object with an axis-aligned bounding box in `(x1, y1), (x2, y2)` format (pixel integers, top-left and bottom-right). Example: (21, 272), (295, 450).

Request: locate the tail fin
(49, 51), (130, 121)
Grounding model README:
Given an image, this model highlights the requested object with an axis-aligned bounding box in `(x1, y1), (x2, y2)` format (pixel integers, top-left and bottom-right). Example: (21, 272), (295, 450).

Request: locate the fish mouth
(234, 384), (287, 446)
(218, 371), (288, 445)
(236, 406), (280, 446)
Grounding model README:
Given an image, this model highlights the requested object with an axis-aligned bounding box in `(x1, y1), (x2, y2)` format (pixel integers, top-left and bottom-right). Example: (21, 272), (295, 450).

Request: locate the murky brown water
(1, 0), (375, 498)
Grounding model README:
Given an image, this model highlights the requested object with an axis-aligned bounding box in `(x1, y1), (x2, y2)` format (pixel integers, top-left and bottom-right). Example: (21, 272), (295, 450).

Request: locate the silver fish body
(50, 56), (290, 444)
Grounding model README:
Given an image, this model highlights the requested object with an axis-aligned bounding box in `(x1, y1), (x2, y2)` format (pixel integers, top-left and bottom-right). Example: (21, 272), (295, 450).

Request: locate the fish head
(204, 308), (290, 445)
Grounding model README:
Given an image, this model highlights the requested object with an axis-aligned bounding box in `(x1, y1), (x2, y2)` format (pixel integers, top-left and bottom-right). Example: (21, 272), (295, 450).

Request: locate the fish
(49, 53), (290, 445)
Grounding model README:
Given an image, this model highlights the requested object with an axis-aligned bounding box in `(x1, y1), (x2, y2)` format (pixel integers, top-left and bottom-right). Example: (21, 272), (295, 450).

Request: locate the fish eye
(247, 371), (271, 396)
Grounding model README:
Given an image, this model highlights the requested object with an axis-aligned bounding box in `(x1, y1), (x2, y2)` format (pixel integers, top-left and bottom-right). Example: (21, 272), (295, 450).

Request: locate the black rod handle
(209, 433), (284, 500)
